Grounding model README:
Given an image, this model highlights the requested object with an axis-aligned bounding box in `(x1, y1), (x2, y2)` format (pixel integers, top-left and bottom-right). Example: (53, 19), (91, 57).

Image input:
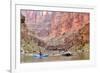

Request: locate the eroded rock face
(48, 12), (89, 37)
(21, 10), (90, 51)
(21, 10), (89, 38)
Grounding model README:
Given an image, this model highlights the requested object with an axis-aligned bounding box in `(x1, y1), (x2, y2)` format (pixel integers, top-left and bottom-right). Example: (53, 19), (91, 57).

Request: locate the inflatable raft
(32, 54), (48, 59)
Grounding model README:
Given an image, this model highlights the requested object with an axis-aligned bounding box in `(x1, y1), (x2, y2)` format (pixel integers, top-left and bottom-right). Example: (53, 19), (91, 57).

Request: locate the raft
(32, 54), (48, 58)
(62, 51), (72, 56)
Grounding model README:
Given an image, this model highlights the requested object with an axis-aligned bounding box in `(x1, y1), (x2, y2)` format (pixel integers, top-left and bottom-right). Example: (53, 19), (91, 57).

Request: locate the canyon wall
(21, 10), (89, 38)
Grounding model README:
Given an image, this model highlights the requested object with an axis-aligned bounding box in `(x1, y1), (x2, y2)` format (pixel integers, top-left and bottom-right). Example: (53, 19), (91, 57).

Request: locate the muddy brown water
(21, 51), (89, 63)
